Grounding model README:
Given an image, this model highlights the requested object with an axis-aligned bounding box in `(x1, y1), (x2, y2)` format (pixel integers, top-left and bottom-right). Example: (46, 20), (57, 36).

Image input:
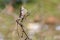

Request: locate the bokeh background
(0, 0), (60, 40)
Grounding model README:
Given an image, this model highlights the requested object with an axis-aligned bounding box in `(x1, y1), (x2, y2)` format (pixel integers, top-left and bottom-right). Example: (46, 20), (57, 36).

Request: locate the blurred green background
(0, 0), (60, 40)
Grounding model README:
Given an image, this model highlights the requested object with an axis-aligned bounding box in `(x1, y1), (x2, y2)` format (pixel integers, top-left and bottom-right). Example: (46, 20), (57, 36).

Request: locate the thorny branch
(16, 13), (31, 40)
